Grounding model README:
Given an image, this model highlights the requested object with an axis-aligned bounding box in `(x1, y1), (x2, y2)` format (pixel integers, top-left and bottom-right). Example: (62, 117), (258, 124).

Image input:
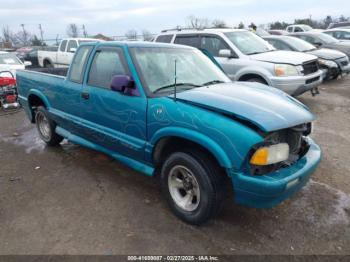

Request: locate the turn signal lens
(250, 143), (289, 166)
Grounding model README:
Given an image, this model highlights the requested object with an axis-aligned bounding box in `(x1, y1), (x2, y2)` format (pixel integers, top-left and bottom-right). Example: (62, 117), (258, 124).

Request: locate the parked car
(17, 41), (321, 225)
(38, 38), (100, 68)
(264, 35), (350, 80)
(290, 32), (350, 58)
(286, 24), (313, 33)
(0, 51), (31, 77)
(154, 28), (323, 96)
(268, 30), (288, 35)
(323, 28), (350, 41)
(327, 22), (350, 29)
(16, 46), (44, 67)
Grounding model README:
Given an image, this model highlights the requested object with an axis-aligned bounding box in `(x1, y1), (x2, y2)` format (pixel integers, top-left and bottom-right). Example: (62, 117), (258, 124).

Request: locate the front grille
(250, 123), (311, 175)
(302, 60), (319, 75)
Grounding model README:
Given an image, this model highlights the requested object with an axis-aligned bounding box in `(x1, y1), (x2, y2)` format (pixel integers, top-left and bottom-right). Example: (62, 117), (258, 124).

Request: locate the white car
(0, 51), (31, 77)
(286, 24), (313, 33)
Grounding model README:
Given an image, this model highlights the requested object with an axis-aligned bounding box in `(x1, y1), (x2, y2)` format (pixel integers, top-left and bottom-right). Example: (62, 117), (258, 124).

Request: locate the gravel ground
(0, 76), (349, 255)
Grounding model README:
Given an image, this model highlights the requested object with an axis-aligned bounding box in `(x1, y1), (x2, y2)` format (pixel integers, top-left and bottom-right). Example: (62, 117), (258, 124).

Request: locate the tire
(35, 106), (63, 146)
(44, 60), (53, 68)
(161, 149), (225, 225)
(246, 77), (267, 84)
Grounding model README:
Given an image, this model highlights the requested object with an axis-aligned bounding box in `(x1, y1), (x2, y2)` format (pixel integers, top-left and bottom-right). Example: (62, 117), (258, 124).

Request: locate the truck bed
(30, 67), (69, 77)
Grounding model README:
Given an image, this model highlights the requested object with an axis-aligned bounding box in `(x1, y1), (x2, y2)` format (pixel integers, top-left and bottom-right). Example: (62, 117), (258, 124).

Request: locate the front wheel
(35, 106), (63, 146)
(161, 150), (224, 225)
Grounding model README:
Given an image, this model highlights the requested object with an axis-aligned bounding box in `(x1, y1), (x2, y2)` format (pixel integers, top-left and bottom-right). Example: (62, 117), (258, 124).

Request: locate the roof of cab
(81, 40), (195, 49)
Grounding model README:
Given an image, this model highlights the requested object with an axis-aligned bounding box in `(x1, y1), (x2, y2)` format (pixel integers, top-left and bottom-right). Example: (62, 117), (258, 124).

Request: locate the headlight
(274, 64), (299, 77)
(250, 143), (289, 166)
(318, 59), (338, 68)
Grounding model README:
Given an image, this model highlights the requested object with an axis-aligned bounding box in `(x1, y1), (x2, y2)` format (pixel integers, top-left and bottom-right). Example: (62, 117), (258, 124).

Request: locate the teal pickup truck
(17, 41), (321, 225)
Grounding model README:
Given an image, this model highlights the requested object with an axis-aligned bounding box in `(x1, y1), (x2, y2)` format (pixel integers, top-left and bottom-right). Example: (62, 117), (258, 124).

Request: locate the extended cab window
(174, 35), (200, 48)
(69, 46), (93, 83)
(60, 40), (67, 52)
(67, 40), (78, 53)
(200, 36), (230, 56)
(155, 35), (173, 43)
(88, 48), (129, 89)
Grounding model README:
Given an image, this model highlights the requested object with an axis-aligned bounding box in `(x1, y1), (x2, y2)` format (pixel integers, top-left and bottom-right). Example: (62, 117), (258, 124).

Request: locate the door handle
(81, 92), (89, 100)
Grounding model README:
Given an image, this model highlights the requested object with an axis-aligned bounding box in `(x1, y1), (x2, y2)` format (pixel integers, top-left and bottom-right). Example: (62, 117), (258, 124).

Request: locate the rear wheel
(246, 77), (267, 84)
(44, 60), (53, 68)
(161, 150), (225, 225)
(35, 106), (63, 146)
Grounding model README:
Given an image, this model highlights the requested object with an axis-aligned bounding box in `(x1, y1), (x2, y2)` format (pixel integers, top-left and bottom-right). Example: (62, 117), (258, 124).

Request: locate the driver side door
(80, 46), (147, 160)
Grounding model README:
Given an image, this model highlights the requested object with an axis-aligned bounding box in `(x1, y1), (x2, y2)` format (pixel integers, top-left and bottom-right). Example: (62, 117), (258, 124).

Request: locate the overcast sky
(0, 0), (349, 40)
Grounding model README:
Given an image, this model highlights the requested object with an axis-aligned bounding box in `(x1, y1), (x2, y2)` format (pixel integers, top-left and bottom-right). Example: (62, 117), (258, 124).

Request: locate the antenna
(174, 59), (177, 101)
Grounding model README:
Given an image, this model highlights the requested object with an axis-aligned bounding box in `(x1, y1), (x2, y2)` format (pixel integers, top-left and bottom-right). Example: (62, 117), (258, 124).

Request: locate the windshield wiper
(201, 80), (225, 86)
(153, 83), (201, 94)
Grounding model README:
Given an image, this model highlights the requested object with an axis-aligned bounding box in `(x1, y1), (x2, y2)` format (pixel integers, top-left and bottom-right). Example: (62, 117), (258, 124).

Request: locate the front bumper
(270, 70), (323, 96)
(229, 137), (321, 208)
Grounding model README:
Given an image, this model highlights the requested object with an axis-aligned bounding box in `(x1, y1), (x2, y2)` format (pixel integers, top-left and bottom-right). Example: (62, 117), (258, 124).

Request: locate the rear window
(155, 35), (173, 43)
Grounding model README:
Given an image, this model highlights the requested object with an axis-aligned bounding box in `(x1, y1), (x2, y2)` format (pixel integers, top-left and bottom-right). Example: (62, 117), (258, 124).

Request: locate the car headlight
(250, 143), (289, 166)
(318, 59), (338, 68)
(274, 64), (299, 77)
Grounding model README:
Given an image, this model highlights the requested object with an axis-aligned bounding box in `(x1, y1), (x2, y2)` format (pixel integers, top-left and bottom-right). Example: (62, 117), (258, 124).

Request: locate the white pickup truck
(38, 38), (100, 68)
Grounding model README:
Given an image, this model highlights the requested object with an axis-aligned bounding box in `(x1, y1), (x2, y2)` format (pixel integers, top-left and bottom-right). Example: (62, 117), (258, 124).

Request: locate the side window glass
(60, 40), (67, 52)
(155, 35), (173, 43)
(67, 40), (78, 52)
(174, 36), (200, 48)
(200, 36), (230, 56)
(287, 27), (293, 33)
(88, 49), (129, 89)
(69, 46), (92, 84)
(295, 27), (303, 32)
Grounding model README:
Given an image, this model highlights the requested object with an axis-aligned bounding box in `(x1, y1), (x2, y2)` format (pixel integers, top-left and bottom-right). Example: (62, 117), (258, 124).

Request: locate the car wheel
(35, 106), (63, 146)
(44, 60), (53, 68)
(161, 150), (225, 225)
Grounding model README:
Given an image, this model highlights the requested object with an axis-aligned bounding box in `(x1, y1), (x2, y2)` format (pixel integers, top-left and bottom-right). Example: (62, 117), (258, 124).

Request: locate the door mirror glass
(314, 42), (322, 47)
(110, 75), (138, 95)
(218, 49), (233, 58)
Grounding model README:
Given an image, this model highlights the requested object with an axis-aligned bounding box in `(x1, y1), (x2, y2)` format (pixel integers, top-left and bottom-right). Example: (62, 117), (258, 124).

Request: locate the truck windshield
(224, 31), (275, 55)
(0, 53), (22, 65)
(130, 47), (230, 94)
(283, 36), (316, 52)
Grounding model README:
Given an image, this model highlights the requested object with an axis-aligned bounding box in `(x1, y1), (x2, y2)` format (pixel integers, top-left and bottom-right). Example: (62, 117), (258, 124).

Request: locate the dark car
(16, 46), (41, 67)
(264, 35), (350, 80)
(290, 32), (350, 59)
(323, 29), (350, 41)
(268, 30), (288, 35)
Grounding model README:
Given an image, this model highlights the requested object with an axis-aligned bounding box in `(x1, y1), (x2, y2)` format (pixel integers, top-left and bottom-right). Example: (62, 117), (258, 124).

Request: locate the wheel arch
(27, 90), (51, 122)
(149, 127), (233, 172)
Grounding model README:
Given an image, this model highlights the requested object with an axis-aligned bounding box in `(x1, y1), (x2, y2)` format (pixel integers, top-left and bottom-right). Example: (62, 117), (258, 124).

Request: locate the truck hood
(250, 50), (317, 65)
(307, 48), (346, 60)
(173, 82), (315, 132)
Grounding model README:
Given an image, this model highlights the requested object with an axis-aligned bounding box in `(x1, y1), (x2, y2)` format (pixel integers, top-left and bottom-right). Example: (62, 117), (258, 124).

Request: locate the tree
(269, 21), (289, 30)
(142, 29), (153, 41)
(324, 16), (333, 28)
(31, 35), (45, 46)
(238, 22), (245, 29)
(125, 29), (137, 40)
(186, 15), (209, 29)
(14, 29), (31, 46)
(212, 19), (227, 28)
(66, 24), (80, 38)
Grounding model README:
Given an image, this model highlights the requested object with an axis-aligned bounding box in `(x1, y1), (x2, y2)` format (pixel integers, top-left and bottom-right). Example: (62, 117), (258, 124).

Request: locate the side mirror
(110, 75), (139, 96)
(24, 61), (32, 66)
(69, 48), (77, 53)
(218, 49), (234, 58)
(314, 42), (322, 47)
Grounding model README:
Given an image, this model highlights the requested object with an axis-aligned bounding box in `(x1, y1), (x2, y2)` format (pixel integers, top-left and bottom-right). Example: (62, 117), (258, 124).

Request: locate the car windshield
(316, 33), (339, 44)
(301, 25), (313, 31)
(284, 36), (316, 51)
(130, 47), (230, 94)
(0, 53), (22, 65)
(224, 31), (275, 55)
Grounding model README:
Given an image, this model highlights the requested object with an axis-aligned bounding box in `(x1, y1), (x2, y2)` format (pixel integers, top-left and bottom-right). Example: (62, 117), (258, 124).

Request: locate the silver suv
(154, 28), (323, 96)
